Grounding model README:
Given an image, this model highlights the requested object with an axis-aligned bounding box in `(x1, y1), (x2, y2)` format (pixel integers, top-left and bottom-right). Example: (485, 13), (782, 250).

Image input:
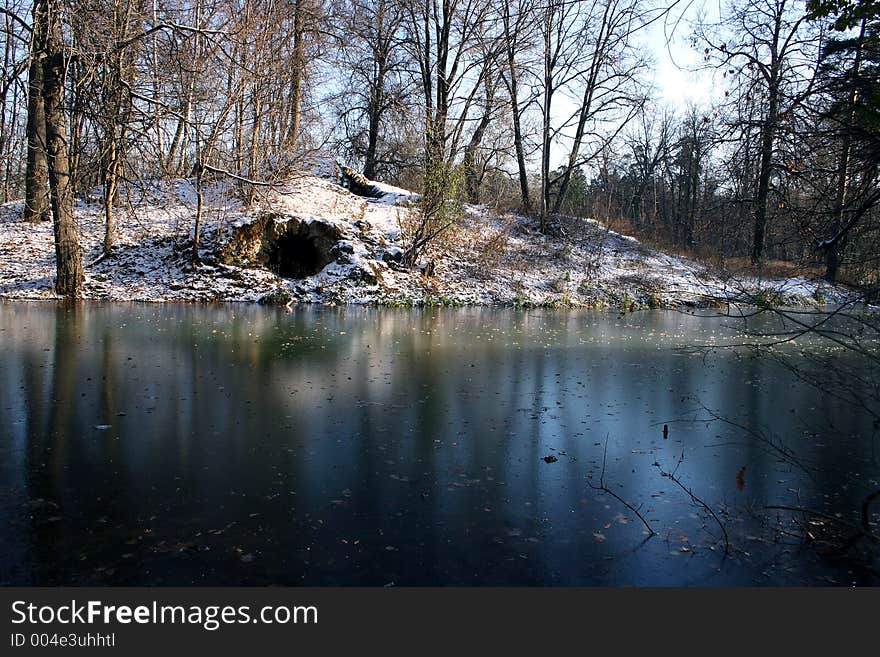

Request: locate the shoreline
(1, 174), (856, 311)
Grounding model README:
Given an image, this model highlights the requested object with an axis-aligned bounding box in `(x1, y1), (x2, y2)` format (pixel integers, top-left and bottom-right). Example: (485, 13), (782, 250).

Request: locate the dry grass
(476, 226), (510, 268)
(837, 263), (880, 291)
(716, 257), (823, 280)
(599, 215), (829, 281)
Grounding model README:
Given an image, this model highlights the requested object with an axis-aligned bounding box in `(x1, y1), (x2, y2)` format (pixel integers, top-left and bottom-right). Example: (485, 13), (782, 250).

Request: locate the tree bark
(824, 16), (866, 283)
(463, 79), (494, 203)
(100, 0), (135, 255)
(501, 2), (530, 213)
(102, 134), (122, 254)
(286, 0), (305, 152)
(363, 63), (384, 180)
(0, 11), (11, 202)
(540, 6), (553, 231)
(40, 0), (83, 297)
(509, 77), (530, 213)
(750, 9), (784, 265)
(193, 136), (204, 263)
(751, 86), (777, 264)
(24, 2), (50, 223)
(247, 85), (262, 207)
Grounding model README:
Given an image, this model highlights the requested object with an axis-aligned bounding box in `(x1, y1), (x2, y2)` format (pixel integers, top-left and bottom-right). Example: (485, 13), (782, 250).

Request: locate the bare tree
(23, 0), (48, 222)
(462, 70), (500, 203)
(499, 0), (536, 213)
(550, 0), (649, 217)
(699, 0), (819, 264)
(37, 0), (83, 297)
(811, 12), (879, 285)
(330, 0), (409, 179)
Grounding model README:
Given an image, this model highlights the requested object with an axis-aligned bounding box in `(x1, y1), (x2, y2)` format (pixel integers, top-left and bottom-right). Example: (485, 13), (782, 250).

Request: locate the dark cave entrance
(269, 232), (329, 278)
(219, 213), (344, 279)
(263, 218), (344, 279)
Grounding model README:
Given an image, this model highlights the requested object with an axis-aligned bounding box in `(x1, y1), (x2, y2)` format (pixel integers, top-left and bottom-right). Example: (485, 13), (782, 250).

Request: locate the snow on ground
(370, 180), (419, 204)
(0, 171), (852, 308)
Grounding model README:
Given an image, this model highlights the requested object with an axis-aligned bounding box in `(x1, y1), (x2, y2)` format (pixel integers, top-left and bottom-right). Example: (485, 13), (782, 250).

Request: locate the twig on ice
(656, 451), (730, 554)
(587, 436), (656, 537)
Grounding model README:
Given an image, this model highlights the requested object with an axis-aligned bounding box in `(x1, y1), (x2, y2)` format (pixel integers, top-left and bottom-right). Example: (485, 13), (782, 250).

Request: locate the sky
(543, 0), (723, 168)
(644, 0), (720, 109)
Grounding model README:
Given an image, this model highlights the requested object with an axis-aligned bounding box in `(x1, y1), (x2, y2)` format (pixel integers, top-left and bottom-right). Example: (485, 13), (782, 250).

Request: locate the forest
(0, 0), (877, 301)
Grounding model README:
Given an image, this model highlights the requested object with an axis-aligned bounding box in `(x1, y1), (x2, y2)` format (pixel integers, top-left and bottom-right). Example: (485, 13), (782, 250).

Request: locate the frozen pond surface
(0, 302), (877, 585)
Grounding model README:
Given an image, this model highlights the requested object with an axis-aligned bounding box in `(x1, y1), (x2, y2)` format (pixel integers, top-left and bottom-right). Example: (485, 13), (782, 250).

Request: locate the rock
(348, 264), (378, 285)
(330, 241), (356, 265)
(332, 241), (355, 255)
(381, 247), (404, 264)
(258, 287), (293, 306)
(218, 212), (344, 279)
(338, 165), (385, 199)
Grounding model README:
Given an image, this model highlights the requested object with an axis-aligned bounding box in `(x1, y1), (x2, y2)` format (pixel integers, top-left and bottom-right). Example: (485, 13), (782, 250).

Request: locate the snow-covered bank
(0, 171), (852, 308)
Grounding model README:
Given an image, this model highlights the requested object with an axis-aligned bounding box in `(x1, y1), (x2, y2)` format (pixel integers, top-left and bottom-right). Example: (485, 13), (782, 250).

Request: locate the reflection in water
(0, 303), (876, 585)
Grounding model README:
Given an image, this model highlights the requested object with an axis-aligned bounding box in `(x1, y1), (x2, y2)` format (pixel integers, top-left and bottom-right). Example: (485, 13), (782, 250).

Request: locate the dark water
(0, 302), (877, 586)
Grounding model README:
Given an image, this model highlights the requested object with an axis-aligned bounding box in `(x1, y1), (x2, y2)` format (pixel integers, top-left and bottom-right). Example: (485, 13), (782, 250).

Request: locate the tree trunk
(247, 87), (262, 207)
(103, 135), (121, 254)
(24, 2), (50, 223)
(193, 135), (204, 263)
(151, 0), (163, 173)
(751, 10), (784, 265)
(552, 54), (601, 216)
(101, 0), (135, 255)
(363, 71), (384, 180)
(540, 9), (553, 231)
(751, 86), (777, 264)
(463, 84), (493, 204)
(40, 0), (83, 297)
(510, 83), (530, 213)
(286, 0), (305, 152)
(0, 12), (10, 202)
(501, 2), (530, 213)
(824, 17), (866, 283)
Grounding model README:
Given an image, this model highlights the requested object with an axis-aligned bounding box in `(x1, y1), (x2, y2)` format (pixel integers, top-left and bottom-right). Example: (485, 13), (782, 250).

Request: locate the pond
(0, 302), (877, 586)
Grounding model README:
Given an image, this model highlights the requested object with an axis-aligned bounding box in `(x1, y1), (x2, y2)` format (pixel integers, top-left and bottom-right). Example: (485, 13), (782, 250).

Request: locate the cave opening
(269, 231), (327, 278)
